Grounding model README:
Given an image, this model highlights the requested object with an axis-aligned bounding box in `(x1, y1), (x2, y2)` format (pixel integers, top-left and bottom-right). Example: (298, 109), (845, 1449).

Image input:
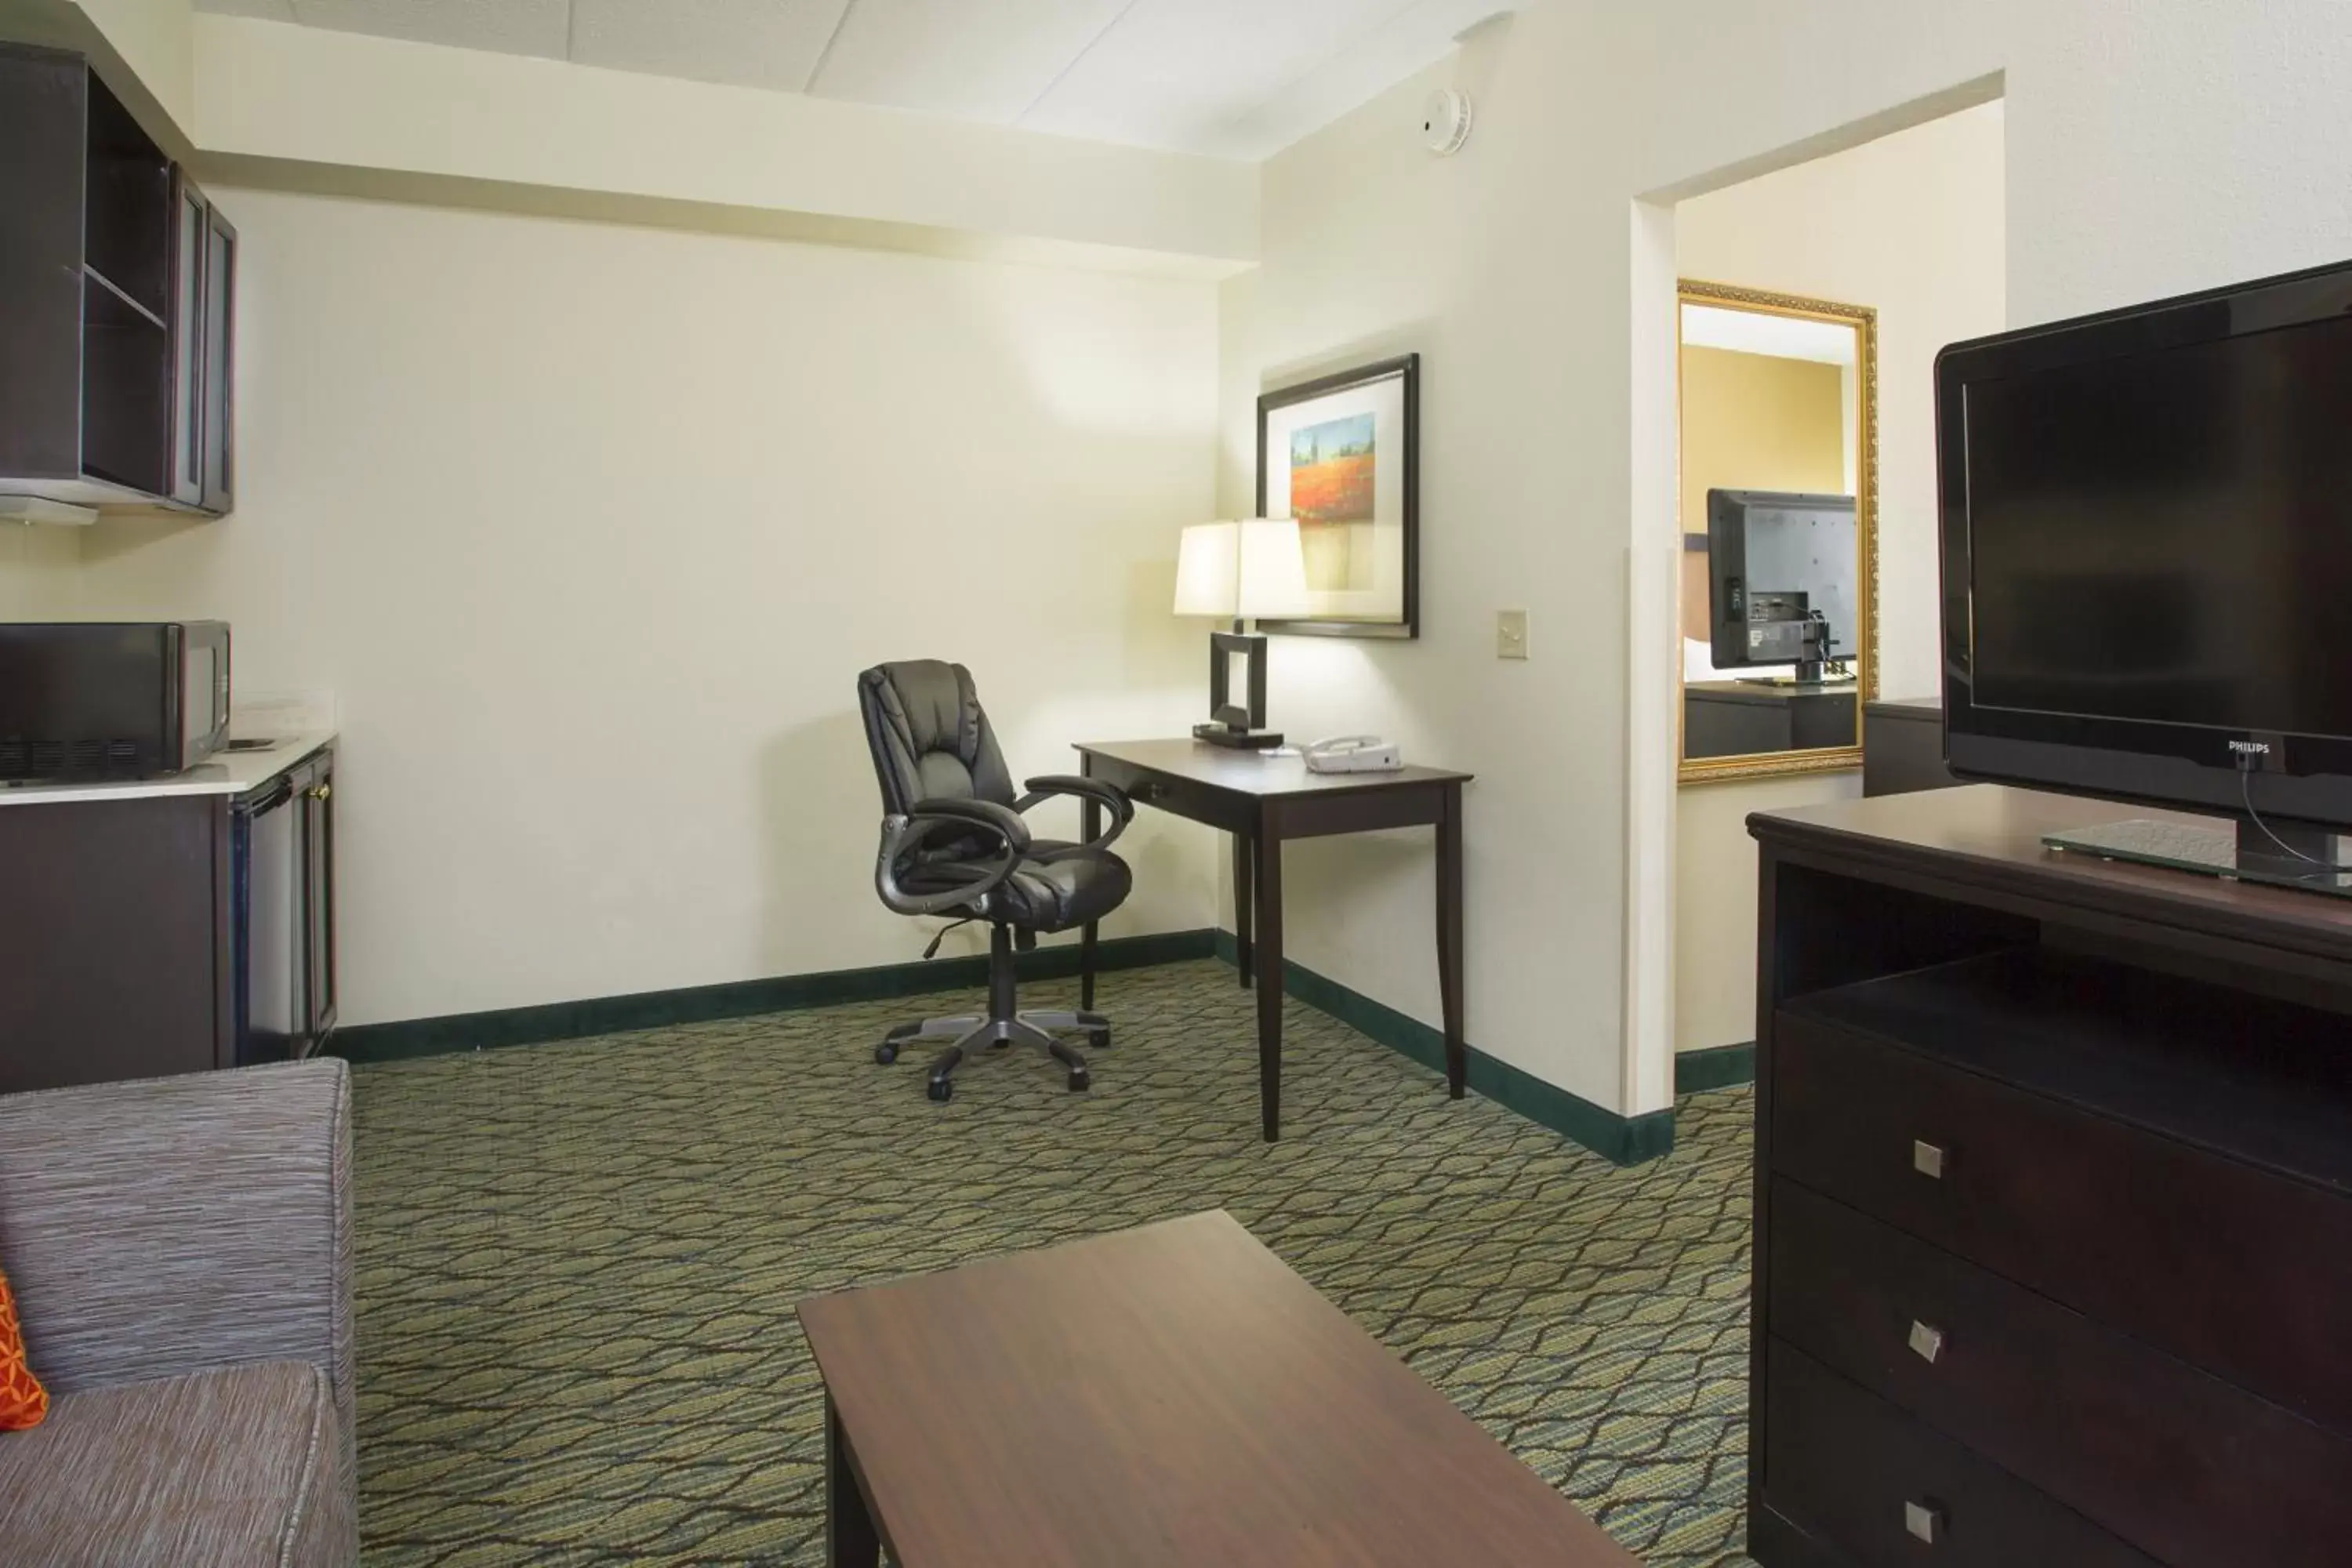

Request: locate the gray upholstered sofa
(0, 1058), (358, 1565)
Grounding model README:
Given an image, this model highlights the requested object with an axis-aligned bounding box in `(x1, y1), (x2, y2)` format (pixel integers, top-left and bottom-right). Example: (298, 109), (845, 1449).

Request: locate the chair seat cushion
(0, 1360), (343, 1566)
(897, 842), (1132, 934)
(994, 846), (1133, 933)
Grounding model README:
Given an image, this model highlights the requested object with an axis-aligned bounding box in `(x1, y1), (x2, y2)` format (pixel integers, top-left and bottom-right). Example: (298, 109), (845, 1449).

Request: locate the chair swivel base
(876, 1010), (1111, 1101)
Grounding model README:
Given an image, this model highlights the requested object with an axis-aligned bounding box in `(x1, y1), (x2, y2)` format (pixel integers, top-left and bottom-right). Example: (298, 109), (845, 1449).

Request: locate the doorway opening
(1661, 99), (2008, 1069)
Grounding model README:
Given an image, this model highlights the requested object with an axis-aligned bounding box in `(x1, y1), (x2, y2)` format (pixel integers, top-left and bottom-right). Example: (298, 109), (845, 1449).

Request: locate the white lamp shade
(1172, 519), (1311, 619)
(1172, 522), (1239, 616)
(1237, 517), (1312, 618)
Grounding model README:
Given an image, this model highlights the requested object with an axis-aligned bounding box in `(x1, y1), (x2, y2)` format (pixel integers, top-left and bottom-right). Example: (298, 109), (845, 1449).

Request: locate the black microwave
(0, 622), (231, 780)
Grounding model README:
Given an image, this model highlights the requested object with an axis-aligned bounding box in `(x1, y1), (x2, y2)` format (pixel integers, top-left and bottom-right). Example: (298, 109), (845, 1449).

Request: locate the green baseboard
(1212, 932), (1674, 1167)
(330, 928), (1218, 1065)
(334, 926), (1699, 1167)
(1675, 1040), (1757, 1094)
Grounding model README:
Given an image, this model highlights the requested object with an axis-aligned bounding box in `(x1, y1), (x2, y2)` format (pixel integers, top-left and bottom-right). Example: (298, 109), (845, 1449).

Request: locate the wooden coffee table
(797, 1210), (1639, 1567)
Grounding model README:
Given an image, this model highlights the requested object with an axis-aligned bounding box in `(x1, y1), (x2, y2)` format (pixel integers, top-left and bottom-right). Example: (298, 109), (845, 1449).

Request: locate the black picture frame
(1254, 353), (1419, 640)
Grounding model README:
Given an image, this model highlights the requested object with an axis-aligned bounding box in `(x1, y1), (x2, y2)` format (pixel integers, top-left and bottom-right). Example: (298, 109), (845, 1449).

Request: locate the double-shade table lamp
(1173, 518), (1310, 749)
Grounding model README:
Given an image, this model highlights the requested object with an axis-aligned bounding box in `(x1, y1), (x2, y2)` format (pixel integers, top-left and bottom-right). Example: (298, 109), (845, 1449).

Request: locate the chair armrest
(0, 1058), (352, 1421)
(1015, 774), (1133, 850)
(909, 797), (1031, 851)
(876, 798), (1029, 916)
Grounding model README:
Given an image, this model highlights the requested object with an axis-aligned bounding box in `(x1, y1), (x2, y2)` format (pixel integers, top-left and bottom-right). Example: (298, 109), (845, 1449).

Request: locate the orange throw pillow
(0, 1264), (46, 1430)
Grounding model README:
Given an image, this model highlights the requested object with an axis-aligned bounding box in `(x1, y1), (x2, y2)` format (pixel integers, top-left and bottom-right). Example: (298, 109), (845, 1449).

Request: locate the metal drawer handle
(1905, 1500), (1944, 1544)
(1912, 1138), (1946, 1179)
(1908, 1320), (1945, 1364)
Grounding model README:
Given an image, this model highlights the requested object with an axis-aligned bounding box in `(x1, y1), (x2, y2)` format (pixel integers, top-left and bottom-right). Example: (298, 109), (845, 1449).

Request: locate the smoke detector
(1423, 88), (1473, 156)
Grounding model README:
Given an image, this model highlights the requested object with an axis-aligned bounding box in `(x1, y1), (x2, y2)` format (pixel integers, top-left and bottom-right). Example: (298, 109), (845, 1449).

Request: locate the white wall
(57, 189), (1222, 1026)
(0, 528), (82, 618)
(1670, 101), (2005, 1054)
(1220, 0), (2352, 1120)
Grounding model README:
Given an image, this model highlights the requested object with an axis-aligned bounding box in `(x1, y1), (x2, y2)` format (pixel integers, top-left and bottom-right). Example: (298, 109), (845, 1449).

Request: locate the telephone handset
(1301, 735), (1403, 774)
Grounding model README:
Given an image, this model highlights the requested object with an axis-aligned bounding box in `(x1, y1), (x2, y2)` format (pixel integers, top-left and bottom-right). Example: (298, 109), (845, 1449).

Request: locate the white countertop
(0, 731), (336, 807)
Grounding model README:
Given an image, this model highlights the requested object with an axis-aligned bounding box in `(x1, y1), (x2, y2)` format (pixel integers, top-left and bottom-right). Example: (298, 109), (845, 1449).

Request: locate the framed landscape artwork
(1254, 354), (1419, 638)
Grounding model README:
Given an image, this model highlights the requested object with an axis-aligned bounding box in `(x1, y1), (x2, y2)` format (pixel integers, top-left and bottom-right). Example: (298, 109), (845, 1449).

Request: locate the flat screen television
(1939, 256), (2352, 869)
(1706, 488), (1857, 682)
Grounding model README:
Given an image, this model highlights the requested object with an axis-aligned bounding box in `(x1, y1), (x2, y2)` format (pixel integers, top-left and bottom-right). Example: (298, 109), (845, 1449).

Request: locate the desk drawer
(1770, 1010), (2352, 1434)
(1770, 1178), (2352, 1568)
(1080, 757), (1253, 834)
(1765, 1342), (2157, 1568)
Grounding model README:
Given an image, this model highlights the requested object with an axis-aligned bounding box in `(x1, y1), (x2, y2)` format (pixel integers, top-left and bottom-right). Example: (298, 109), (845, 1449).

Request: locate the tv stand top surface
(1750, 783), (2352, 964)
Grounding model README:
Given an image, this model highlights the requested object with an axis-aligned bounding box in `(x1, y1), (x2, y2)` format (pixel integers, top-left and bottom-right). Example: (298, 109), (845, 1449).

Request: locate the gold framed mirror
(1675, 280), (1878, 783)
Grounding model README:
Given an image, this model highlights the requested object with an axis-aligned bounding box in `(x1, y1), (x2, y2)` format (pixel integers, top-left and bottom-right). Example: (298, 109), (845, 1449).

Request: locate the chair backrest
(857, 660), (1016, 818)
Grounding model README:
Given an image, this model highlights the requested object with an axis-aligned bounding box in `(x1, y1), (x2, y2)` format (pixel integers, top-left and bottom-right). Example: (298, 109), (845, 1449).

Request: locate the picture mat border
(1254, 353), (1421, 641)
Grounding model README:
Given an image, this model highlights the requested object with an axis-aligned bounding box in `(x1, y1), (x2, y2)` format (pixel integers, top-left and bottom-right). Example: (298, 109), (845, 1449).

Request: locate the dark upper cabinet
(169, 170), (205, 506)
(201, 203), (238, 514)
(0, 43), (234, 516)
(170, 171), (238, 514)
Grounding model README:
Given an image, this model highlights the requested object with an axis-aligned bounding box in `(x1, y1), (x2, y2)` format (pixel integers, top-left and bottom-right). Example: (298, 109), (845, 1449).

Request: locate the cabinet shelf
(82, 70), (169, 319)
(80, 270), (169, 495)
(1787, 945), (2352, 1195)
(83, 262), (166, 331)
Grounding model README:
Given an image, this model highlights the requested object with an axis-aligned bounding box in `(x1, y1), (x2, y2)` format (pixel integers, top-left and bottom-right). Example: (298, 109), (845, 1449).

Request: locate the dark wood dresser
(1686, 680), (1859, 760)
(1860, 695), (1958, 797)
(1747, 785), (2352, 1568)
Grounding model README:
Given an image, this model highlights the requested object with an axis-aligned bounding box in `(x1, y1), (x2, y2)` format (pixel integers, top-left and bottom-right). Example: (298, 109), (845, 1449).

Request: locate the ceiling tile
(198, 0), (299, 21)
(807, 0), (1130, 123)
(569, 0), (854, 95)
(289, 0), (571, 60)
(218, 0), (1506, 162)
(1019, 0), (1410, 154)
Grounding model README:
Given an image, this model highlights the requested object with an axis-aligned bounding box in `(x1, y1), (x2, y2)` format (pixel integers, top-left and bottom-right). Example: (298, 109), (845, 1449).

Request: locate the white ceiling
(196, 0), (1511, 161)
(1681, 303), (1858, 367)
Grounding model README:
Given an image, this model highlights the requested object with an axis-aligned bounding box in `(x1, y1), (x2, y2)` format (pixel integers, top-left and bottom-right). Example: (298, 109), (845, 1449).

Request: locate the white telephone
(1301, 735), (1403, 773)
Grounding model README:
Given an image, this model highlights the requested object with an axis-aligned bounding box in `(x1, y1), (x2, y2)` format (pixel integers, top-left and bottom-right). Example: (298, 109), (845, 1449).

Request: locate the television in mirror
(1706, 488), (1857, 686)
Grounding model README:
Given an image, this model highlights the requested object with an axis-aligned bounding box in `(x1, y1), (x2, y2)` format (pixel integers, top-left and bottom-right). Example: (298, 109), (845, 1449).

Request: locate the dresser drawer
(1770, 1178), (2352, 1568)
(1771, 1010), (2352, 1433)
(1765, 1341), (2157, 1568)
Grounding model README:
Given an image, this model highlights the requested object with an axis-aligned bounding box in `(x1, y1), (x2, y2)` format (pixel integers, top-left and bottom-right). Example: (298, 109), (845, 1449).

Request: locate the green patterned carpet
(349, 959), (1755, 1565)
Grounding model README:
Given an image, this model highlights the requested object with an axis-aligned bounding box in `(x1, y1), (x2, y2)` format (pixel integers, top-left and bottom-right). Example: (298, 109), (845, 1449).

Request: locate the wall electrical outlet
(1497, 608), (1529, 659)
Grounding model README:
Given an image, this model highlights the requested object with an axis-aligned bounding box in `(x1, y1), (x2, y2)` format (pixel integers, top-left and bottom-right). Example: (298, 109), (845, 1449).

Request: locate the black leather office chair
(858, 660), (1134, 1102)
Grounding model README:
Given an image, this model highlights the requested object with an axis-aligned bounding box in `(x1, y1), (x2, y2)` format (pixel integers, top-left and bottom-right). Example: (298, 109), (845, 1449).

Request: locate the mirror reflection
(1677, 285), (1877, 779)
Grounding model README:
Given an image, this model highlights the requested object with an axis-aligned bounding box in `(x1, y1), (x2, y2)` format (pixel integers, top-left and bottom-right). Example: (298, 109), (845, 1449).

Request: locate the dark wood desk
(798, 1210), (1638, 1568)
(1073, 739), (1472, 1141)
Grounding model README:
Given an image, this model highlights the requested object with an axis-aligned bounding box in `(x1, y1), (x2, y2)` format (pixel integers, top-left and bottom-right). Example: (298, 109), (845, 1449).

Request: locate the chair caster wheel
(875, 1041), (900, 1065)
(1067, 1067), (1091, 1092)
(927, 1078), (953, 1103)
(1086, 1028), (1111, 1050)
